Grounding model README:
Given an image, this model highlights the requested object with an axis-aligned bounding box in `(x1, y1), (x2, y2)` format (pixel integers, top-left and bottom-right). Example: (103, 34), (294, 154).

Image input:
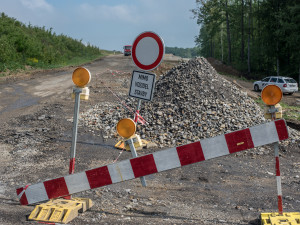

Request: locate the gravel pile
(80, 57), (266, 147)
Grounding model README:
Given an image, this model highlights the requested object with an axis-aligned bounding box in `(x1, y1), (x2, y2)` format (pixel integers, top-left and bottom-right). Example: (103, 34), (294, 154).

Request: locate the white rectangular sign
(129, 70), (156, 101)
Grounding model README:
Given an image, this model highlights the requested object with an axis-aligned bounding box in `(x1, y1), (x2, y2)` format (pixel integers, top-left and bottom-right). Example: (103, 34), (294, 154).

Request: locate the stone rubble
(79, 57), (298, 148)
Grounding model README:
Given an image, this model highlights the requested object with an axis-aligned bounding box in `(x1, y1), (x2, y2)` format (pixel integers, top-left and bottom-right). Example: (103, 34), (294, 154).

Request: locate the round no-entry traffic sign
(131, 31), (164, 71)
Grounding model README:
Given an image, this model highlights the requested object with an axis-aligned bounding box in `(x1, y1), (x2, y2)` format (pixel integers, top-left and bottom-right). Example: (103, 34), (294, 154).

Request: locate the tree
(0, 13), (104, 72)
(247, 0), (252, 74)
(225, 0), (232, 64)
(240, 0), (245, 64)
(192, 0), (300, 83)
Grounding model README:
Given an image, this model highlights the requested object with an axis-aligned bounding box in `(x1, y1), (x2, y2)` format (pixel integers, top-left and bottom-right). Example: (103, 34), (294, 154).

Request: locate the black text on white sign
(129, 70), (156, 101)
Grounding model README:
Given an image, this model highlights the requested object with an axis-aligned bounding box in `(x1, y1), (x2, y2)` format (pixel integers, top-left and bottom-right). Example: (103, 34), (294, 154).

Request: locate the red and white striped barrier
(16, 119), (289, 205)
(134, 110), (147, 125)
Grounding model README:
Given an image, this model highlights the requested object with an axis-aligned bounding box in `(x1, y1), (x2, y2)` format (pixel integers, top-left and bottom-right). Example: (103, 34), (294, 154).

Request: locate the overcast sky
(0, 0), (199, 51)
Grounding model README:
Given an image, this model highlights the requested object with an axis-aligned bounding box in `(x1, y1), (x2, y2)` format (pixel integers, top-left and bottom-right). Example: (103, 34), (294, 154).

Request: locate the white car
(253, 76), (298, 94)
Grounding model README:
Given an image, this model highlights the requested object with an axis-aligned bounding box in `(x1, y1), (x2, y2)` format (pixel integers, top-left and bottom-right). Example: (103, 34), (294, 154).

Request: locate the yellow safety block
(261, 212), (300, 225)
(264, 103), (282, 119)
(114, 134), (149, 151)
(115, 140), (125, 149)
(29, 197), (93, 224)
(71, 87), (90, 100)
(141, 139), (149, 147)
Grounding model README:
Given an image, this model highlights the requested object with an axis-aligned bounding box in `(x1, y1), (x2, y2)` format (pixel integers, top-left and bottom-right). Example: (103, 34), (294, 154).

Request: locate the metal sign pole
(69, 88), (82, 175)
(270, 105), (283, 215)
(134, 99), (142, 123)
(127, 138), (147, 187)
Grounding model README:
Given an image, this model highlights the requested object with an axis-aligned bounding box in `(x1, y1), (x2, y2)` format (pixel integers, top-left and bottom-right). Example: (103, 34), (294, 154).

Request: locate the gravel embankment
(79, 57), (299, 149)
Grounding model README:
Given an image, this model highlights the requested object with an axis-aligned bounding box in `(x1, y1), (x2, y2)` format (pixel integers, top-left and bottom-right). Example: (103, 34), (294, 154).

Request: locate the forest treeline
(165, 47), (200, 58)
(192, 0), (300, 81)
(0, 13), (105, 72)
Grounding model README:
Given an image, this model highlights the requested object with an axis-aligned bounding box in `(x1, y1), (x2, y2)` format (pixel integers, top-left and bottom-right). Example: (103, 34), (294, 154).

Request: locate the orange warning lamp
(261, 85), (282, 105)
(72, 67), (91, 87)
(116, 118), (136, 139)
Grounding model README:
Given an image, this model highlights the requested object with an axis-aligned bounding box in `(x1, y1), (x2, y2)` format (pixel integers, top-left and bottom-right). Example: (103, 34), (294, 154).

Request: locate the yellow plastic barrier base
(261, 212), (300, 225)
(28, 197), (93, 224)
(71, 87), (90, 100)
(264, 104), (282, 119)
(115, 134), (149, 151)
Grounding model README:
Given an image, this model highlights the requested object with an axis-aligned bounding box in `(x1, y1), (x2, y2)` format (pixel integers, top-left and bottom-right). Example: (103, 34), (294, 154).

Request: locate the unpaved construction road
(0, 55), (299, 225)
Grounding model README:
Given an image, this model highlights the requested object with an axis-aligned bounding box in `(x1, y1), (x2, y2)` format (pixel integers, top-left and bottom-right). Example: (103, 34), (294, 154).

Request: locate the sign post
(134, 99), (142, 124)
(130, 31), (165, 124)
(125, 31), (165, 186)
(70, 88), (82, 174)
(70, 67), (91, 175)
(116, 118), (147, 187)
(259, 85), (298, 224)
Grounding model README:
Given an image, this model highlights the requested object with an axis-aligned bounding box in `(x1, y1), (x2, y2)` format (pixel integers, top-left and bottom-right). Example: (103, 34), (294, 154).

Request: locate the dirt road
(0, 55), (299, 225)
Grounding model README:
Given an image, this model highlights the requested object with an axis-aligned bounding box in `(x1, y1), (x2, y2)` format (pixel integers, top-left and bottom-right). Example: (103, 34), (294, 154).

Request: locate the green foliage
(193, 0), (300, 82)
(0, 13), (104, 72)
(279, 102), (300, 121)
(255, 98), (300, 122)
(165, 46), (200, 58)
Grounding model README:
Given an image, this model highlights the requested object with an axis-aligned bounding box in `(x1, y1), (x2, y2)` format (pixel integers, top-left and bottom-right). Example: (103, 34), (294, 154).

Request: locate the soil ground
(0, 55), (299, 225)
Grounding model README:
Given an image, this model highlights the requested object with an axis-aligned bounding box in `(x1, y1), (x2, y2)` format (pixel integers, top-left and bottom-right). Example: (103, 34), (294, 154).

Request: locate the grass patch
(279, 102), (300, 121)
(220, 72), (300, 123)
(0, 51), (113, 78)
(32, 53), (106, 69)
(255, 99), (300, 122)
(255, 98), (265, 108)
(219, 72), (256, 83)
